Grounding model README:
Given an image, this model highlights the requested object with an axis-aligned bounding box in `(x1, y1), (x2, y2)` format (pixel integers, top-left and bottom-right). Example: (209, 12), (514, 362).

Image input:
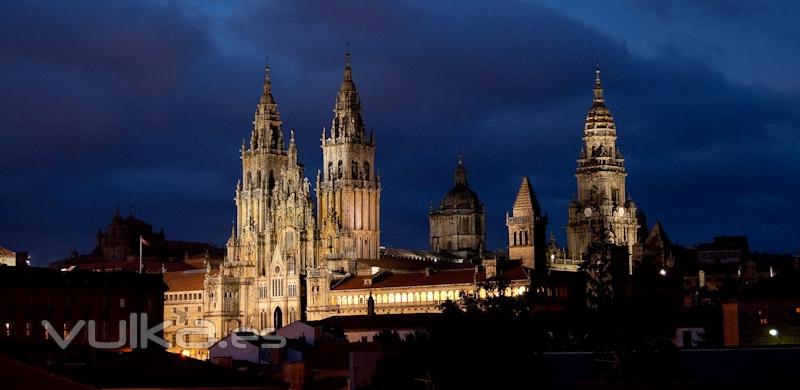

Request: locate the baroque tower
(316, 52), (381, 266)
(566, 66), (642, 274)
(429, 156), (486, 260)
(205, 65), (315, 339)
(506, 176), (547, 270)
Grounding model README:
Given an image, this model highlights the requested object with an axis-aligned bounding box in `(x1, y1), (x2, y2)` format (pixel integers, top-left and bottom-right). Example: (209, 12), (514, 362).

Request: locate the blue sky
(1, 1), (798, 264)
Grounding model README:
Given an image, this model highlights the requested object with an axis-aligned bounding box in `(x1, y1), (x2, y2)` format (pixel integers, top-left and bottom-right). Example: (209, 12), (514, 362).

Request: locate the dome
(441, 184), (481, 210)
(438, 157), (482, 211)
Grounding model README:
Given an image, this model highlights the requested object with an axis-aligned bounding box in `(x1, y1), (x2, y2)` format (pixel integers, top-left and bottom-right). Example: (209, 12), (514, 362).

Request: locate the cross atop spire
(265, 55), (270, 77)
(343, 42), (352, 82)
(593, 64), (604, 103)
(454, 154), (467, 186)
(330, 46), (367, 143)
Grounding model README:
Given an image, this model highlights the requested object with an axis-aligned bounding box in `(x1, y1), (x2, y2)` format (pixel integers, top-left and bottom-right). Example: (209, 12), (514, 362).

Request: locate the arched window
(337, 160), (343, 179)
(247, 172), (252, 187)
(273, 307), (283, 329)
(287, 257), (295, 275)
(363, 161), (370, 181)
(351, 160), (359, 179)
(327, 162), (333, 180)
(256, 170), (261, 187)
(270, 131), (278, 149)
(268, 170), (275, 192)
(513, 231), (518, 246)
(524, 230), (529, 245)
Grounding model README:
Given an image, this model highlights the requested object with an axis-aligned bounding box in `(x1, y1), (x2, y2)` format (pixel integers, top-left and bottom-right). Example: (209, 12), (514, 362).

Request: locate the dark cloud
(1, 1), (798, 264)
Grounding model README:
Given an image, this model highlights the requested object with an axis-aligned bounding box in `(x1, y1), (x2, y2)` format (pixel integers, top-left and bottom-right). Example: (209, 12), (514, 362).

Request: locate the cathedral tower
(429, 156), (485, 260)
(566, 66), (642, 274)
(206, 65), (315, 338)
(316, 52), (381, 263)
(506, 176), (547, 270)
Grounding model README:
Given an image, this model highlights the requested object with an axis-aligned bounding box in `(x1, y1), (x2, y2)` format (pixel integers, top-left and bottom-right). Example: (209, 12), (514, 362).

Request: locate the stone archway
(273, 307), (283, 330)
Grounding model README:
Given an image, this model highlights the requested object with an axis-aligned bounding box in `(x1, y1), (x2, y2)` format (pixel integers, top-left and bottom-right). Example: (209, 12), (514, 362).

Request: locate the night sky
(2, 1), (799, 265)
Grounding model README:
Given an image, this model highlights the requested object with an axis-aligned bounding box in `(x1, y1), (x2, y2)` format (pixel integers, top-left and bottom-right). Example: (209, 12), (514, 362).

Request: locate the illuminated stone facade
(163, 270), (208, 360)
(566, 67), (643, 274)
(317, 52), (381, 266)
(305, 259), (529, 321)
(428, 157), (486, 259)
(506, 177), (547, 270)
(205, 65), (314, 340)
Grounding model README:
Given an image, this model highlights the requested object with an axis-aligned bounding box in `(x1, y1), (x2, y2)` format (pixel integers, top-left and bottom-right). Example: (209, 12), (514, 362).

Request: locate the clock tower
(566, 66), (643, 274)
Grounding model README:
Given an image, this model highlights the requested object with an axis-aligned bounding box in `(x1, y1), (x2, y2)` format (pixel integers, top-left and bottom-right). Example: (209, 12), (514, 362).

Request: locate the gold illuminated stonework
(566, 67), (643, 273)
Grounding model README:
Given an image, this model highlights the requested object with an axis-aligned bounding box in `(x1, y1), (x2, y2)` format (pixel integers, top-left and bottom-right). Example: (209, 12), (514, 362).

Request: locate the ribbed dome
(439, 158), (482, 210)
(441, 184), (481, 210)
(584, 67), (616, 132)
(585, 102), (615, 131)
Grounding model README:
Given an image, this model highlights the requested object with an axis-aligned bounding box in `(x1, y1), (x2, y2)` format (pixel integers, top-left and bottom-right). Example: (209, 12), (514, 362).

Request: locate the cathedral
(565, 67), (645, 274)
(189, 58), (646, 343)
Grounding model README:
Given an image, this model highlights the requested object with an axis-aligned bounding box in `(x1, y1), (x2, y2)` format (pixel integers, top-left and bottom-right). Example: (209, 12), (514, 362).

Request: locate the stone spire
(288, 129), (297, 163)
(585, 65), (616, 135)
(252, 62), (283, 152)
(330, 49), (367, 143)
(593, 64), (604, 103)
(454, 153), (467, 186)
(512, 176), (541, 215)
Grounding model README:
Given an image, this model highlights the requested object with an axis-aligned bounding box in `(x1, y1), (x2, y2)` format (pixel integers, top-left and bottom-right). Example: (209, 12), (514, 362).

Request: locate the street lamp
(769, 328), (779, 337)
(659, 268), (667, 277)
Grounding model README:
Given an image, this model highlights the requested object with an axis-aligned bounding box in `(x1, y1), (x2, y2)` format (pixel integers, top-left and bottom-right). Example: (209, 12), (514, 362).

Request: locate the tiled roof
(0, 247), (14, 256)
(333, 262), (528, 291)
(163, 269), (213, 292)
(512, 176), (541, 214)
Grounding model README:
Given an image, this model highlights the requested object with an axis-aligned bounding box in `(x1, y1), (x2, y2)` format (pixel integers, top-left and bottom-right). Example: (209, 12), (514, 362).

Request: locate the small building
(209, 331), (301, 367)
(163, 268), (214, 360)
(49, 210), (220, 273)
(0, 266), (165, 349)
(722, 269), (800, 346)
(307, 259), (529, 320)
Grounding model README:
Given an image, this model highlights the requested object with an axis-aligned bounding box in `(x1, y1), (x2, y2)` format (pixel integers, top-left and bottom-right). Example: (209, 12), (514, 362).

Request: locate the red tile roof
(163, 269), (214, 292)
(333, 263), (528, 291)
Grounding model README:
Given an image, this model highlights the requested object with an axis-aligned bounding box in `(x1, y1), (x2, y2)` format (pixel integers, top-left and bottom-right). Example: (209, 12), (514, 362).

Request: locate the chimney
(425, 267), (434, 277)
(363, 278), (372, 287)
